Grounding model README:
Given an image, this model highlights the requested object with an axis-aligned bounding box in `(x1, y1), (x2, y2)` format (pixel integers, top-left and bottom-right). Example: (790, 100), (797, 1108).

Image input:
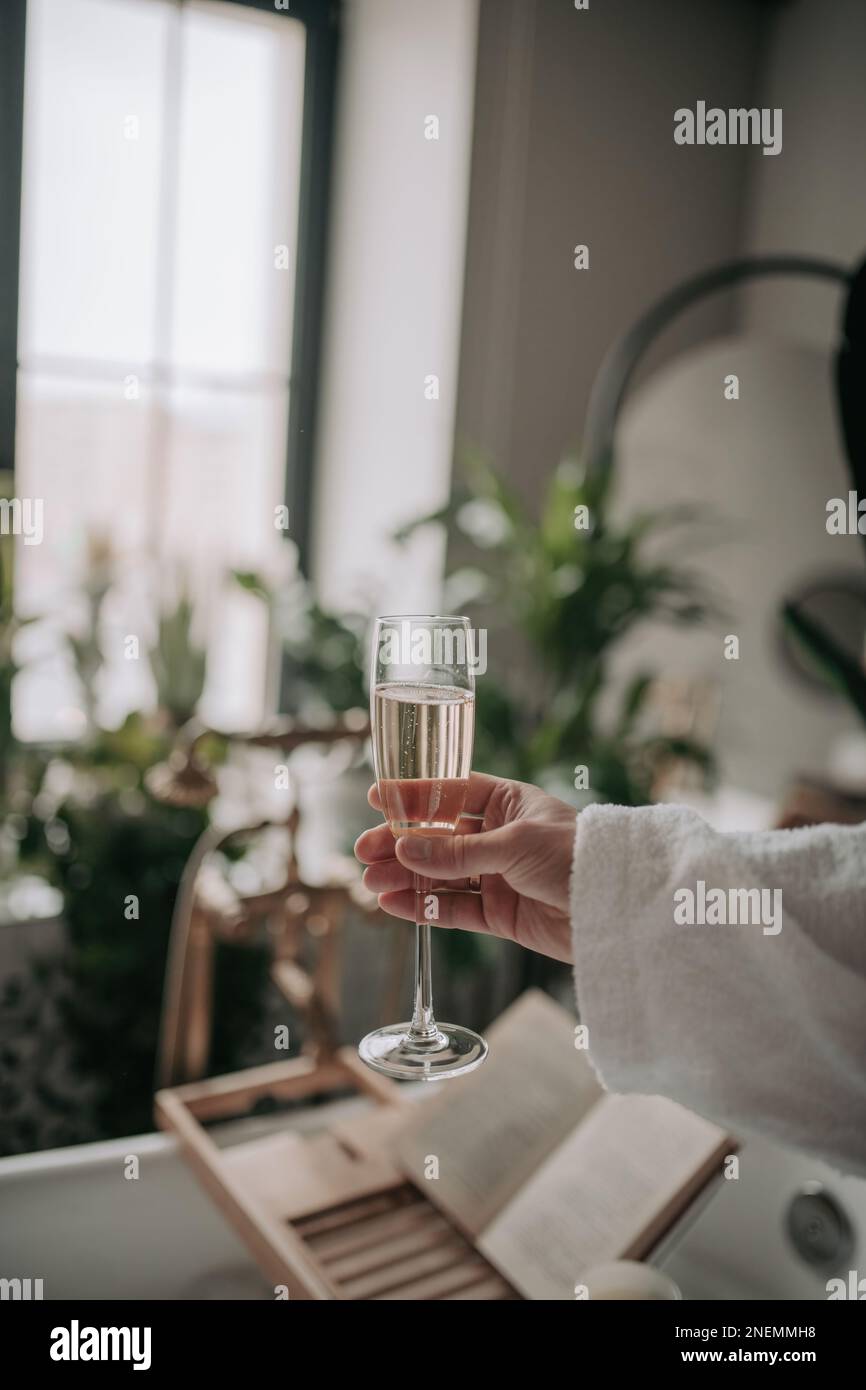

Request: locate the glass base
(358, 1022), (488, 1081)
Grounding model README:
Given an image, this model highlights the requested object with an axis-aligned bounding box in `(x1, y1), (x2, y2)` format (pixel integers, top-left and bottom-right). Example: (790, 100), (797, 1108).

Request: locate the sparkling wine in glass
(358, 616), (488, 1080)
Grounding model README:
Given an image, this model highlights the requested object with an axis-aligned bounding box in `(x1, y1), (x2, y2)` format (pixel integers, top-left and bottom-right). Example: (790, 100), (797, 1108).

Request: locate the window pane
(15, 377), (154, 612)
(14, 0), (306, 740)
(14, 375), (156, 741)
(170, 3), (306, 377)
(18, 0), (169, 365)
(150, 381), (291, 730)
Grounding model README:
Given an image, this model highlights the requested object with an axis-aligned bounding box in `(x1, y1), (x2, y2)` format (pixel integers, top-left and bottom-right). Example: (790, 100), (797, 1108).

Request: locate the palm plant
(148, 587), (208, 729)
(395, 454), (718, 805)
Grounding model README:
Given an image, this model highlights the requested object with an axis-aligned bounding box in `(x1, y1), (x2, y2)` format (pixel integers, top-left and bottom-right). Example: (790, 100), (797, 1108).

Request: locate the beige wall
(740, 0), (866, 346)
(453, 0), (866, 797)
(311, 0), (479, 614)
(455, 0), (769, 494)
(615, 338), (862, 798)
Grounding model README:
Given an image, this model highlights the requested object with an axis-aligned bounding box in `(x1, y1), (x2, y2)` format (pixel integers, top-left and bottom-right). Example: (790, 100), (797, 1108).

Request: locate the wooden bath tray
(155, 1047), (519, 1300)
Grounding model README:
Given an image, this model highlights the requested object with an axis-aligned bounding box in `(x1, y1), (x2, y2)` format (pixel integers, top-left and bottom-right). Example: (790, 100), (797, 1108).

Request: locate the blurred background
(1, 0), (866, 1186)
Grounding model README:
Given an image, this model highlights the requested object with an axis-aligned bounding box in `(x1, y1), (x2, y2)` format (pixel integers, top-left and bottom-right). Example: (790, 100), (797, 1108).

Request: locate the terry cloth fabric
(569, 803), (866, 1176)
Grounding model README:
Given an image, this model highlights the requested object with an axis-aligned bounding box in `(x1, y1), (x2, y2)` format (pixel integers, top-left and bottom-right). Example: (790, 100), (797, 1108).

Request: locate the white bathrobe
(570, 804), (866, 1176)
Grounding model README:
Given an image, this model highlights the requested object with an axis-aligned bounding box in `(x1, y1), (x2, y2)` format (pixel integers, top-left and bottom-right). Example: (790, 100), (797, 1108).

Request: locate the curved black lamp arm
(583, 254), (853, 480)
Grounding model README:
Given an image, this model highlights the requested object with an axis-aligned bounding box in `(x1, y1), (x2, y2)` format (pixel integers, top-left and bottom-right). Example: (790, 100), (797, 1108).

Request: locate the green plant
(0, 470), (41, 802)
(234, 567), (367, 717)
(781, 602), (866, 730)
(148, 588), (208, 727)
(66, 533), (114, 734)
(396, 454), (718, 804)
(0, 556), (260, 1154)
(230, 461), (719, 992)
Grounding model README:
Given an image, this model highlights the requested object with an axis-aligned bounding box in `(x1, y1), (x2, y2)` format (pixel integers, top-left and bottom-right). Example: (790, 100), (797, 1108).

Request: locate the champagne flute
(358, 615), (488, 1080)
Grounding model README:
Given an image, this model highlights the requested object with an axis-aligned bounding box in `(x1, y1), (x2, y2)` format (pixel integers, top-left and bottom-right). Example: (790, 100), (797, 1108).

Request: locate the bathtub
(1, 1096), (863, 1300)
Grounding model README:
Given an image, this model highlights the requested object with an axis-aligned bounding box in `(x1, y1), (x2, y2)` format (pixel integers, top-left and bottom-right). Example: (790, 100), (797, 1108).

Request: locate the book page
(479, 1092), (729, 1300)
(391, 990), (603, 1237)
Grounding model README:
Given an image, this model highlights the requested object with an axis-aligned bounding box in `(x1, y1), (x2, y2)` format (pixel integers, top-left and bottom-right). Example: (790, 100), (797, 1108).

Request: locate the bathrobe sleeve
(569, 803), (866, 1176)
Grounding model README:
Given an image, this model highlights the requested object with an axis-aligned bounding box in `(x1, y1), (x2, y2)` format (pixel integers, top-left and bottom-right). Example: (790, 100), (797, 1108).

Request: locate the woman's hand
(354, 772), (578, 963)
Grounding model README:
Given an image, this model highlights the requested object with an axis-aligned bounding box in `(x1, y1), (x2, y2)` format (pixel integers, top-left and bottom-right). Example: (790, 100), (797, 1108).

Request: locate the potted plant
(395, 454), (717, 805)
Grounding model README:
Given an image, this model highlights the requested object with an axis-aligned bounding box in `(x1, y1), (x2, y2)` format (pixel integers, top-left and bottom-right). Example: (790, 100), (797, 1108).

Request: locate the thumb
(395, 825), (517, 879)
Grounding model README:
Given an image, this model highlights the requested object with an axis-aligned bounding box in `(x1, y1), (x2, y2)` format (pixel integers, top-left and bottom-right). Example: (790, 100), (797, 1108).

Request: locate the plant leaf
(782, 601), (866, 726)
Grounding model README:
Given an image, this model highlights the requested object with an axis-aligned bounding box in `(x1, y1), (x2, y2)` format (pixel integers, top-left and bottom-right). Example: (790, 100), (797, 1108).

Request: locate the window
(6, 0), (337, 738)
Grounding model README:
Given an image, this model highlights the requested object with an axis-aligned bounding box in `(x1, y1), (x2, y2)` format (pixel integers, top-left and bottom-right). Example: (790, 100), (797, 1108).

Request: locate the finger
(364, 861), (410, 895)
(354, 824), (395, 864)
(456, 771), (501, 819)
(376, 888), (490, 935)
(355, 815), (482, 871)
(363, 860), (475, 895)
(395, 823), (518, 880)
(366, 771), (501, 821)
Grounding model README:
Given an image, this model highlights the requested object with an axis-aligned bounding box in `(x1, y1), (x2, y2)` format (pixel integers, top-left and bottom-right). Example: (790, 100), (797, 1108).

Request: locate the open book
(389, 990), (734, 1300)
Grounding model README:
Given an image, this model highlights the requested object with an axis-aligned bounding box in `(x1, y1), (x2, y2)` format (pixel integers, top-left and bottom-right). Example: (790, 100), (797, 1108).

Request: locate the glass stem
(408, 872), (439, 1042)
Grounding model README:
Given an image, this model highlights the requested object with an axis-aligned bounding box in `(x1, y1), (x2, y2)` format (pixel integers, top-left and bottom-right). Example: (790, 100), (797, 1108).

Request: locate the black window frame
(0, 0), (339, 575)
(0, 1), (26, 484)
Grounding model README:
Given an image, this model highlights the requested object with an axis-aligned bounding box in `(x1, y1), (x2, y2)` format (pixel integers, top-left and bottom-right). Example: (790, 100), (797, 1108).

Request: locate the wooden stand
(155, 1048), (519, 1300)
